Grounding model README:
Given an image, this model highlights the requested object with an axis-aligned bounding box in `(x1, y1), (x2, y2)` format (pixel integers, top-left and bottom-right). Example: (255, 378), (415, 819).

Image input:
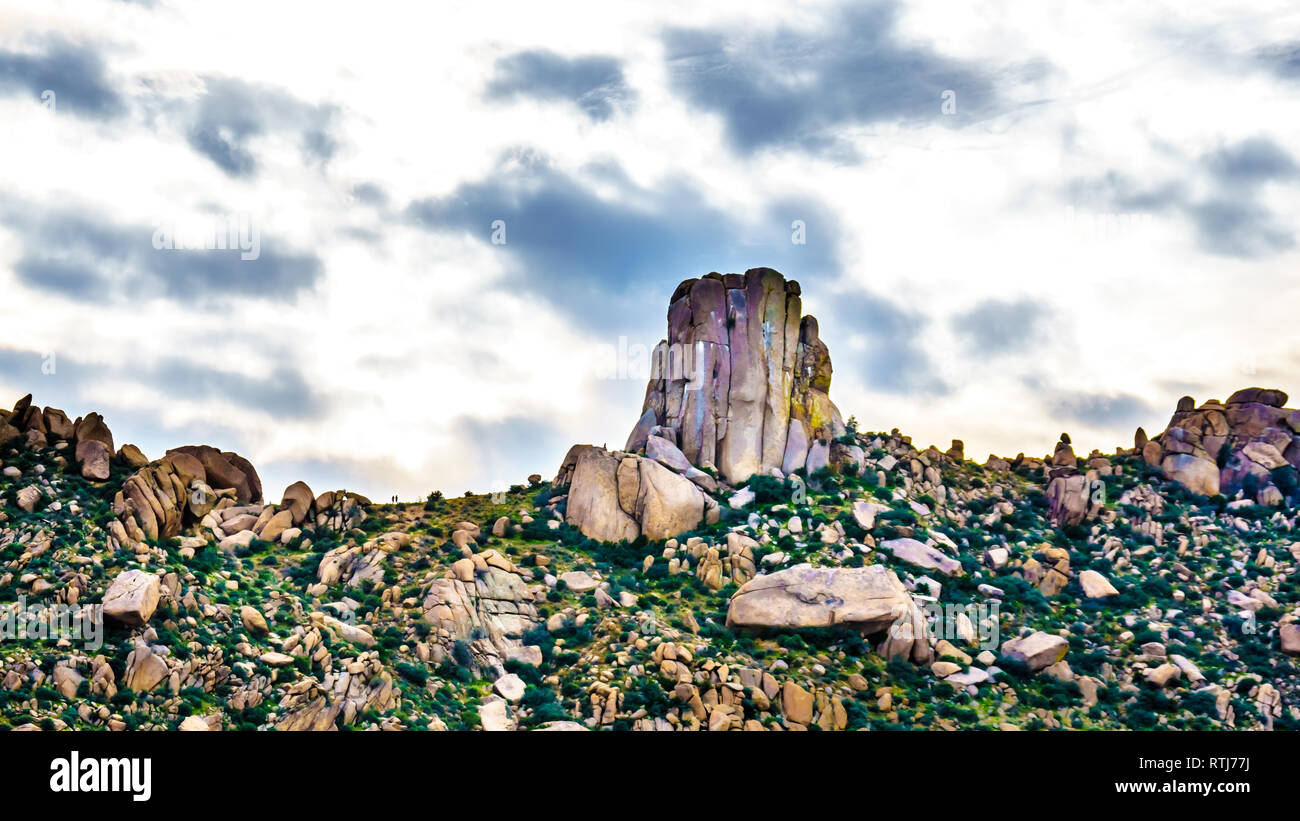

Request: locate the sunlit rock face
(626, 267), (845, 484)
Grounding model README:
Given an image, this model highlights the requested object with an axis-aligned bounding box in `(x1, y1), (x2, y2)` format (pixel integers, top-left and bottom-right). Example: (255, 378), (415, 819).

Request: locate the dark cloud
(662, 3), (1040, 156)
(0, 199), (323, 304)
(341, 226), (385, 245)
(150, 359), (326, 420)
(1256, 41), (1300, 80)
(950, 298), (1054, 356)
(1195, 138), (1298, 256)
(1187, 198), (1294, 258)
(1033, 382), (1154, 428)
(0, 346), (327, 423)
(0, 41), (340, 176)
(1063, 136), (1299, 259)
(824, 289), (949, 397)
(187, 123), (256, 177)
(165, 77), (340, 177)
(1206, 137), (1298, 184)
(300, 127), (338, 164)
(1061, 171), (1187, 214)
(406, 151), (841, 335)
(0, 36), (125, 120)
(485, 50), (633, 121)
(350, 182), (389, 208)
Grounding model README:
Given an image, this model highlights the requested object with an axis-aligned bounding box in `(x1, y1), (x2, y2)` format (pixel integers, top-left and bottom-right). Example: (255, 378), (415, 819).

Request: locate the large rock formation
(551, 444), (720, 542)
(554, 269), (845, 543)
(1141, 388), (1300, 503)
(626, 268), (845, 483)
(168, 445), (263, 504)
(113, 446), (263, 542)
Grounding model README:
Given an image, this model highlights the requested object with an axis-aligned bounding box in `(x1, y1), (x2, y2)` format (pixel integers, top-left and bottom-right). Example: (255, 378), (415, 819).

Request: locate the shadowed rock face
(168, 445), (263, 505)
(1142, 387), (1300, 502)
(627, 268), (844, 483)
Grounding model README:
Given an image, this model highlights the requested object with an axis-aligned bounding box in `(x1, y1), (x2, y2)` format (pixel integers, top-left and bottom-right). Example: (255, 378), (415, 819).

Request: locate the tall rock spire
(552, 268), (844, 543)
(628, 268), (844, 483)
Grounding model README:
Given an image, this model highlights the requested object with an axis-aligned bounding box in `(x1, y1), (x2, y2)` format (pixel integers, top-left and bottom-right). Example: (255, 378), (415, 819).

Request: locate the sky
(2, 0), (1300, 503)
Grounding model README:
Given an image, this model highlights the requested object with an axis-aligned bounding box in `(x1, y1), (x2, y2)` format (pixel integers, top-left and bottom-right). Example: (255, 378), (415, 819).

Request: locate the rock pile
(1142, 388), (1300, 502)
(112, 446), (263, 543)
(1044, 434), (1104, 527)
(111, 453), (367, 557)
(641, 640), (857, 731)
(0, 394), (149, 481)
(551, 444), (720, 542)
(275, 652), (398, 730)
(315, 528), (409, 590)
(421, 547), (543, 678)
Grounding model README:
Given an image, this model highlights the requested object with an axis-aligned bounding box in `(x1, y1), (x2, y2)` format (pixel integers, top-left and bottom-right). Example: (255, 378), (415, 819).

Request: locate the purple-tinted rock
(625, 269), (843, 485)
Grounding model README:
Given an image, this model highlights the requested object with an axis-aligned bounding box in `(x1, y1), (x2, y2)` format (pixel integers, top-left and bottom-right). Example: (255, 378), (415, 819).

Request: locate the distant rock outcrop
(1, 395), (367, 552)
(1043, 434), (1107, 528)
(1142, 387), (1300, 502)
(0, 394), (146, 481)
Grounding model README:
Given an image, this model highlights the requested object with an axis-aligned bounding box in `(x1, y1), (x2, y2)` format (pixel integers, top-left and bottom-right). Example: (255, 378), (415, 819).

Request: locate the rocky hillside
(2, 270), (1299, 732)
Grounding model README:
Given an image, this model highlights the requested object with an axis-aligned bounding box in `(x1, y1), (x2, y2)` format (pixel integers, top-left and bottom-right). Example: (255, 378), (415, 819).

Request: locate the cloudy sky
(2, 0), (1300, 502)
